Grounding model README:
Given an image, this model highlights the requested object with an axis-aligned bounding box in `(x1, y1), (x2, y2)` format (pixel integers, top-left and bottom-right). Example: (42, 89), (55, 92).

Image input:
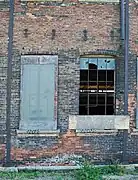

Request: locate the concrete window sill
(0, 1), (9, 8)
(76, 129), (118, 136)
(20, 0), (119, 2)
(20, 0), (62, 2)
(131, 129), (138, 135)
(16, 129), (60, 137)
(79, 0), (119, 2)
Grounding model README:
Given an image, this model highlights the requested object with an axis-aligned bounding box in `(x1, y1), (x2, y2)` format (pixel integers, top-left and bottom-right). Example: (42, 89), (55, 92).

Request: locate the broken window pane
(80, 81), (88, 90)
(80, 58), (88, 69)
(89, 94), (97, 104)
(79, 105), (87, 115)
(107, 70), (114, 81)
(89, 70), (97, 81)
(107, 59), (115, 69)
(98, 58), (107, 70)
(80, 70), (88, 81)
(89, 81), (98, 90)
(79, 57), (115, 115)
(98, 94), (105, 105)
(89, 58), (97, 69)
(79, 93), (88, 104)
(107, 93), (114, 104)
(106, 106), (114, 115)
(98, 70), (106, 81)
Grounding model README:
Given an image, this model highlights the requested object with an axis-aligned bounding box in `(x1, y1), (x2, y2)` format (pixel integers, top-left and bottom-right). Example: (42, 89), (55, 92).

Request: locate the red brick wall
(0, 130), (138, 166)
(0, 1), (138, 166)
(0, 2), (138, 127)
(1, 1), (137, 56)
(0, 10), (9, 56)
(130, 2), (138, 54)
(1, 1), (121, 55)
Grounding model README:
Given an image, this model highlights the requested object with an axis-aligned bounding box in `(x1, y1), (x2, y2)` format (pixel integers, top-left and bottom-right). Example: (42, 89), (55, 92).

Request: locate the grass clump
(99, 164), (125, 176)
(75, 162), (101, 180)
(0, 170), (45, 179)
(0, 163), (135, 180)
(74, 162), (126, 180)
(0, 170), (75, 180)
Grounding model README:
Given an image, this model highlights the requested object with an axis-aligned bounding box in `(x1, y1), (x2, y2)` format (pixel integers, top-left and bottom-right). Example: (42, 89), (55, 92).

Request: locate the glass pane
(98, 82), (106, 90)
(79, 93), (88, 104)
(80, 58), (88, 70)
(106, 82), (114, 90)
(107, 70), (114, 81)
(89, 94), (97, 104)
(107, 94), (114, 104)
(89, 106), (98, 115)
(79, 105), (87, 115)
(98, 58), (107, 70)
(80, 81), (88, 90)
(89, 70), (97, 81)
(89, 58), (98, 69)
(89, 81), (98, 90)
(107, 59), (115, 69)
(98, 94), (105, 105)
(97, 106), (105, 115)
(98, 70), (106, 81)
(89, 105), (105, 115)
(80, 70), (88, 81)
(106, 106), (114, 115)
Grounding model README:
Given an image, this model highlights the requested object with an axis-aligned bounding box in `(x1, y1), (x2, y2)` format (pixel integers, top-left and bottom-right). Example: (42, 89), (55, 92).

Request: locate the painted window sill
(20, 0), (62, 2)
(76, 129), (118, 136)
(20, 0), (119, 2)
(131, 129), (138, 135)
(79, 0), (119, 3)
(0, 1), (9, 8)
(16, 129), (60, 137)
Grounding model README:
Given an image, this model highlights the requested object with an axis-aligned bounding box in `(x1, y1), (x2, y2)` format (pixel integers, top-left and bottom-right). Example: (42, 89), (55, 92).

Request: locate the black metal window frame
(79, 57), (115, 115)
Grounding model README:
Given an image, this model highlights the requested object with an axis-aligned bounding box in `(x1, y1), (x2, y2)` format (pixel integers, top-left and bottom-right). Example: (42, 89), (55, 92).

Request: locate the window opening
(79, 57), (115, 115)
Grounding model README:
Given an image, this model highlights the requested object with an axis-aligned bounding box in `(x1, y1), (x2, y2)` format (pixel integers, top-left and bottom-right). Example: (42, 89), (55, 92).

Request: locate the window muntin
(79, 57), (115, 115)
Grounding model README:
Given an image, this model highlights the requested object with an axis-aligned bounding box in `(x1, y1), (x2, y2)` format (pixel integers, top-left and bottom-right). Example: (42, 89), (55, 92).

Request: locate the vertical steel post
(120, 0), (125, 40)
(123, 0), (129, 164)
(5, 0), (14, 167)
(124, 0), (129, 115)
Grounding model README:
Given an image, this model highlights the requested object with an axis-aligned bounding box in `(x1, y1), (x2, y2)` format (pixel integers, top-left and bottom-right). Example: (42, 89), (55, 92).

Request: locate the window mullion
(97, 58), (98, 106)
(114, 70), (115, 115)
(105, 93), (107, 115)
(105, 59), (107, 115)
(87, 58), (89, 115)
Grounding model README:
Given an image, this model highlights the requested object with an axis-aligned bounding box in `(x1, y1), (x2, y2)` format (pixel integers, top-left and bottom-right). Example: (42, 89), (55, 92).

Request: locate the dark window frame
(79, 57), (115, 115)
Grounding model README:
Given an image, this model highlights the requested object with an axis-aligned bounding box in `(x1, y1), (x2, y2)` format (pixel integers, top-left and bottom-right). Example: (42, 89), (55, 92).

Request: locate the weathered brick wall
(116, 55), (125, 115)
(58, 50), (80, 131)
(0, 0), (138, 166)
(128, 54), (137, 129)
(0, 57), (7, 134)
(0, 3), (9, 56)
(2, 1), (121, 133)
(128, 1), (138, 129)
(130, 1), (138, 54)
(127, 134), (138, 163)
(12, 1), (120, 55)
(1, 1), (137, 132)
(12, 1), (138, 131)
(11, 53), (21, 131)
(0, 130), (138, 166)
(0, 3), (9, 135)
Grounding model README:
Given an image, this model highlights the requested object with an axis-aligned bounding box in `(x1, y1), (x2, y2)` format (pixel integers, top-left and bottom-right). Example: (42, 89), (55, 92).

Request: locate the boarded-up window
(20, 55), (58, 131)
